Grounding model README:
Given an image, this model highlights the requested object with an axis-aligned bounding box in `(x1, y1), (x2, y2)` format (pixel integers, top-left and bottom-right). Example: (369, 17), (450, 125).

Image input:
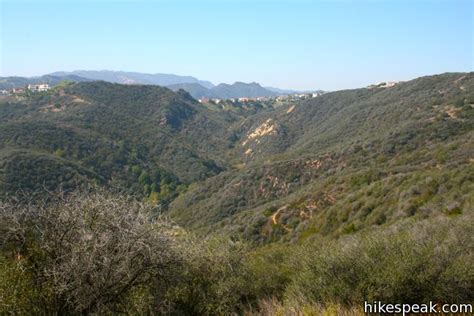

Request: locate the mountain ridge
(168, 81), (280, 99)
(49, 70), (215, 89)
(0, 74), (92, 90)
(1, 70), (317, 99)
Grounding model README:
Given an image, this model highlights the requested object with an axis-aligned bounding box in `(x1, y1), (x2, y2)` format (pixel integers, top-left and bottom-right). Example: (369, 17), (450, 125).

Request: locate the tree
(138, 170), (151, 185)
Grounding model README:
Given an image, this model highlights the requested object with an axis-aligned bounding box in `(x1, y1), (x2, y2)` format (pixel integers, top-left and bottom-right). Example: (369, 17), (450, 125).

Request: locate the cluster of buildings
(367, 82), (398, 89)
(27, 83), (50, 92)
(197, 97), (247, 104)
(0, 83), (50, 96)
(198, 97), (262, 104)
(198, 92), (322, 105)
(276, 92), (322, 102)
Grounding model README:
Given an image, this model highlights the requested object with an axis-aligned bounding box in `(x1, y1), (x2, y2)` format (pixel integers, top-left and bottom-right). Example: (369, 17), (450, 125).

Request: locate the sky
(0, 0), (473, 91)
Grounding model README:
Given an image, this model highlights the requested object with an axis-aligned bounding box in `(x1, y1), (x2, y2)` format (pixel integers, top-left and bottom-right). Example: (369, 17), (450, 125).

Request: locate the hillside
(211, 82), (278, 98)
(0, 73), (472, 243)
(168, 73), (474, 241)
(0, 82), (238, 200)
(167, 82), (217, 99)
(168, 81), (280, 99)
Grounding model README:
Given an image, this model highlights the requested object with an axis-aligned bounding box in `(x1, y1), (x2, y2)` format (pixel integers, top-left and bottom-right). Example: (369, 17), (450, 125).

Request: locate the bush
(161, 236), (249, 315)
(241, 243), (295, 302)
(0, 255), (40, 314)
(1, 191), (472, 315)
(0, 191), (183, 315)
(285, 214), (474, 306)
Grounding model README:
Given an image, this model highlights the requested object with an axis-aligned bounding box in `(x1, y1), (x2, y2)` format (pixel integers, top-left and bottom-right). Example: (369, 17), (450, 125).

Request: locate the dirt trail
(270, 207), (291, 232)
(271, 208), (282, 225)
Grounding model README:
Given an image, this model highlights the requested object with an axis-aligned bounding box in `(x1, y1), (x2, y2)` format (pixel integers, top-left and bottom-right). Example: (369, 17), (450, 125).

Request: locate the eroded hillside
(169, 73), (474, 242)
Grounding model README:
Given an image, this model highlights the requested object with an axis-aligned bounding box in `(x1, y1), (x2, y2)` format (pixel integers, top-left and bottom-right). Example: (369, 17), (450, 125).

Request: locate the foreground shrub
(0, 254), (41, 314)
(244, 297), (364, 316)
(0, 191), (183, 315)
(1, 191), (472, 315)
(285, 213), (474, 306)
(241, 243), (296, 303)
(161, 237), (249, 315)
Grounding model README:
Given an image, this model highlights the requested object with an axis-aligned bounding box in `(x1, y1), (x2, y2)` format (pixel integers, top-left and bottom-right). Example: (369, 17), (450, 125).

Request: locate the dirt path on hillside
(271, 207), (283, 225)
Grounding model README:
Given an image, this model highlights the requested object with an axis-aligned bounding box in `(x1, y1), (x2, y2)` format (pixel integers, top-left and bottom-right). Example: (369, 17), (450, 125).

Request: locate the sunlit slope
(169, 73), (474, 241)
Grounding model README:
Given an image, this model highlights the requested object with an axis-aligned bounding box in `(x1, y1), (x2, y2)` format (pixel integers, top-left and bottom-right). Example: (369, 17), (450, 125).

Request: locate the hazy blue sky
(1, 0), (472, 90)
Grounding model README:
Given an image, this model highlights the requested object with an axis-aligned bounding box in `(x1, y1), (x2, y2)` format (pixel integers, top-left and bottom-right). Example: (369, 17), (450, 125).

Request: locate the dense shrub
(0, 191), (183, 315)
(0, 254), (40, 314)
(285, 214), (474, 306)
(0, 192), (256, 315)
(241, 244), (296, 303)
(161, 237), (249, 315)
(0, 192), (472, 315)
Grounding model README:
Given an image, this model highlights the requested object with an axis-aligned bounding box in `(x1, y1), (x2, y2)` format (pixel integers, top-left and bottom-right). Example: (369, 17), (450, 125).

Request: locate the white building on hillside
(27, 83), (50, 92)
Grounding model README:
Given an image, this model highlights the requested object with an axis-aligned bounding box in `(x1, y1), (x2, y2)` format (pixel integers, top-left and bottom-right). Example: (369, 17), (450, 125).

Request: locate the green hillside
(0, 73), (473, 241)
(169, 73), (474, 241)
(0, 82), (238, 200)
(211, 82), (278, 98)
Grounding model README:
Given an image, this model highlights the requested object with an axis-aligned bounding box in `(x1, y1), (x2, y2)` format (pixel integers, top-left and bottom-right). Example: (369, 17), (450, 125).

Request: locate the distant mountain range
(0, 74), (91, 90)
(0, 70), (319, 99)
(168, 82), (279, 99)
(50, 70), (215, 89)
(166, 82), (217, 98)
(212, 82), (278, 99)
(263, 86), (301, 94)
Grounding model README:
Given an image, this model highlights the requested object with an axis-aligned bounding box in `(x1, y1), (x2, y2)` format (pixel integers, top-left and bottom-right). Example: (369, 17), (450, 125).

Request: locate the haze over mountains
(0, 74), (92, 90)
(50, 70), (215, 89)
(0, 70), (311, 99)
(167, 81), (280, 99)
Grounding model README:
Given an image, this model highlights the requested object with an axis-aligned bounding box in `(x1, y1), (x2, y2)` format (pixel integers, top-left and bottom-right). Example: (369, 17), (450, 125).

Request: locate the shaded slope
(211, 82), (278, 98)
(0, 82), (235, 198)
(168, 82), (280, 99)
(167, 83), (217, 99)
